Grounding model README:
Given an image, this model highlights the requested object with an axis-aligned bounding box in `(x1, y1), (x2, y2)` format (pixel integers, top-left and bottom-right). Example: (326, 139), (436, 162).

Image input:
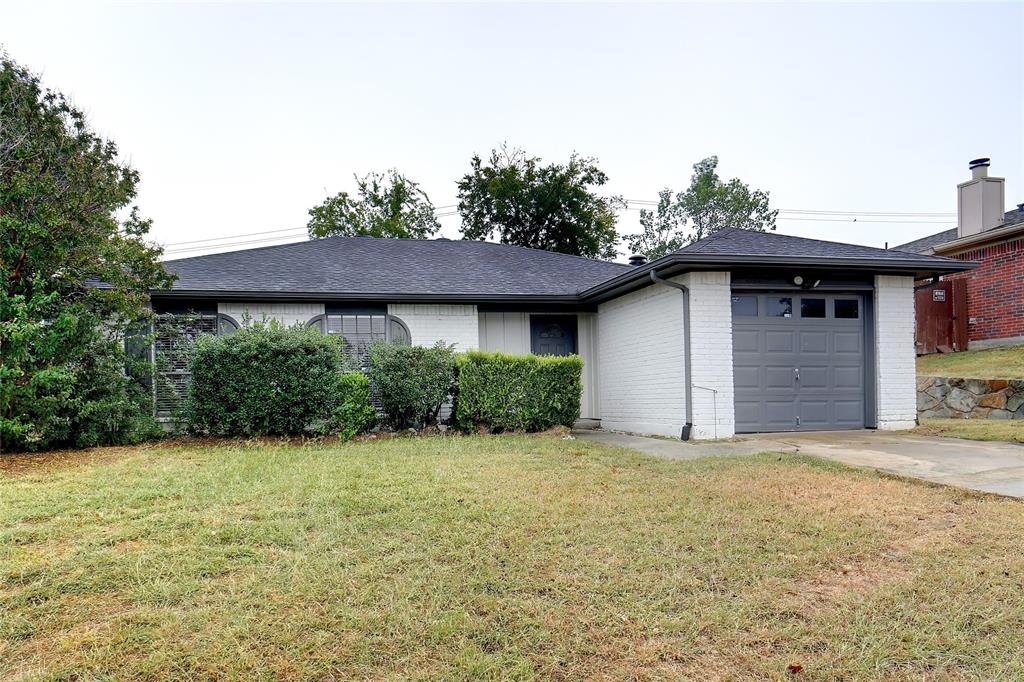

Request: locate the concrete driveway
(577, 429), (1024, 498)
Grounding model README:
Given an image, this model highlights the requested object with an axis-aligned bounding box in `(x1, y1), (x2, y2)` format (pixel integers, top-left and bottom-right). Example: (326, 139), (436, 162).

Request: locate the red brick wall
(943, 237), (1024, 342)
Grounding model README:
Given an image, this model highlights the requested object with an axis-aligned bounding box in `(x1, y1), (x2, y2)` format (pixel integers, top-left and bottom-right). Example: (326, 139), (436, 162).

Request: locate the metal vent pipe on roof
(969, 157), (990, 178)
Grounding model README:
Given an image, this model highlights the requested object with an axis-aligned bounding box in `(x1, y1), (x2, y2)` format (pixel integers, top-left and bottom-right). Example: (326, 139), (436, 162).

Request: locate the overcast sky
(4, 1), (1023, 261)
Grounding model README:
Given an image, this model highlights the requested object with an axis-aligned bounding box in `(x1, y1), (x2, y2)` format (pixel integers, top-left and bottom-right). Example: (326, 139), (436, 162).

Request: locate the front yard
(917, 345), (1024, 378)
(3, 436), (1024, 679)
(914, 417), (1024, 442)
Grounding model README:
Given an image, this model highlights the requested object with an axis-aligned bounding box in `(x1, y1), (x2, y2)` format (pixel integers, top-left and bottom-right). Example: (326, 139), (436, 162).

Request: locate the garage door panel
(764, 400), (797, 428)
(733, 366), (760, 389)
(799, 331), (828, 353)
(834, 365), (863, 389)
(735, 401), (763, 431)
(799, 366), (829, 389)
(733, 293), (865, 433)
(799, 400), (830, 427)
(835, 400), (864, 424)
(765, 366), (795, 389)
(733, 329), (760, 353)
(834, 331), (862, 354)
(765, 330), (794, 352)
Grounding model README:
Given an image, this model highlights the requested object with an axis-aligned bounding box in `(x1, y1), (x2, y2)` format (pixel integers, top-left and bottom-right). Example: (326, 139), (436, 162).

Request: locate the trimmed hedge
(335, 372), (376, 439)
(368, 341), (456, 429)
(454, 351), (583, 432)
(185, 322), (362, 437)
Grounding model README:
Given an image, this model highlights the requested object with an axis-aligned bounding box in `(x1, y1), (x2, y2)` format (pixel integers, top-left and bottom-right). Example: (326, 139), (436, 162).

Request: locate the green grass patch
(914, 418), (1024, 442)
(917, 345), (1024, 379)
(2, 436), (1023, 679)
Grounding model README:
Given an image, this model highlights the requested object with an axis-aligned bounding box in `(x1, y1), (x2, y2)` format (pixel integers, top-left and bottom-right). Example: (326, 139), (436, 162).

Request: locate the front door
(731, 293), (866, 432)
(530, 315), (578, 356)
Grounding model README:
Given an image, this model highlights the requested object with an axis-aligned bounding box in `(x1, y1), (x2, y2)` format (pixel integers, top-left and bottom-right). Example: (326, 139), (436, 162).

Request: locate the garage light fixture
(792, 275), (821, 289)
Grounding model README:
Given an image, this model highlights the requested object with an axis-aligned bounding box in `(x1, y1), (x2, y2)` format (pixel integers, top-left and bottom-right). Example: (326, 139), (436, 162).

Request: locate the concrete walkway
(576, 429), (1024, 498)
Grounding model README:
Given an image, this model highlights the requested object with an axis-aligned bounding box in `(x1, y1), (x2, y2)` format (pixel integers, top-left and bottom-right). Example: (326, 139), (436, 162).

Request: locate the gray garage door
(732, 293), (865, 433)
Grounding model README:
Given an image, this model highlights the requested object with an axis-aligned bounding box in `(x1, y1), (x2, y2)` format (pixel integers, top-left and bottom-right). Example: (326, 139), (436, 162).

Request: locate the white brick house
(152, 229), (973, 439)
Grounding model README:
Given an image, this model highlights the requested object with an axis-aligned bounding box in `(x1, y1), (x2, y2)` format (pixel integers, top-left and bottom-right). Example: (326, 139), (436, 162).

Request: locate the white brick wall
(218, 302), (324, 328)
(874, 275), (917, 429)
(597, 272), (734, 439)
(679, 271), (735, 439)
(597, 280), (687, 437)
(388, 303), (479, 351)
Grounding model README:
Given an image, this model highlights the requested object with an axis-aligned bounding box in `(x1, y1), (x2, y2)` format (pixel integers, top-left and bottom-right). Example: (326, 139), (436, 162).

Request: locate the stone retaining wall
(917, 377), (1024, 419)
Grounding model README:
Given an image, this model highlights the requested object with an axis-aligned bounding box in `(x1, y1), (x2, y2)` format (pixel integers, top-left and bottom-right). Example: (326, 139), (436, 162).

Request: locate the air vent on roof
(628, 254), (648, 266)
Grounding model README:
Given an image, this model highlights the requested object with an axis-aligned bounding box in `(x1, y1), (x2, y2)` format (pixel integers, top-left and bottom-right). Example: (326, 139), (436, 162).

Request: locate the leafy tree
(307, 170), (440, 239)
(626, 156), (778, 259)
(1, 54), (172, 451)
(457, 146), (623, 260)
(624, 188), (687, 260)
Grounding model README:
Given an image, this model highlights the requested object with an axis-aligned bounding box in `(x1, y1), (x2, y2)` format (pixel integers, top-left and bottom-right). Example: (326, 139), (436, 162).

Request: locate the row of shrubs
(182, 321), (583, 438)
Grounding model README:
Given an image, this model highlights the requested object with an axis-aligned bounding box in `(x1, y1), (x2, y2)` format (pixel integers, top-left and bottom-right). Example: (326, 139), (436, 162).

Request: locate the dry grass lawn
(913, 418), (1024, 443)
(3, 435), (1024, 680)
(917, 345), (1024, 378)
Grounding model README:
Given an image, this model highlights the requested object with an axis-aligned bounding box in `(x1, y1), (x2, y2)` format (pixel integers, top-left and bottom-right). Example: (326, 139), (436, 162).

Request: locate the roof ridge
(164, 234), (630, 268)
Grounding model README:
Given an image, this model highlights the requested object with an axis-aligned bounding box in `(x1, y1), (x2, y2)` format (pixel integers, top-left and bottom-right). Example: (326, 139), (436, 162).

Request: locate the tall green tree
(307, 170), (440, 240)
(1, 55), (172, 451)
(626, 156), (778, 259)
(623, 188), (687, 260)
(457, 146), (623, 260)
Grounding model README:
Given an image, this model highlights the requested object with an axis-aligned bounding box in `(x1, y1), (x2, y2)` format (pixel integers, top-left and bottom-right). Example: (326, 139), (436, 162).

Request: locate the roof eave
(148, 288), (587, 304)
(932, 221), (1024, 255)
(578, 253), (978, 303)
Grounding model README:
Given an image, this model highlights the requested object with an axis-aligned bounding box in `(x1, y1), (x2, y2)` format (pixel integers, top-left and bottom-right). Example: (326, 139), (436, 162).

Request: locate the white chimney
(957, 158), (1005, 238)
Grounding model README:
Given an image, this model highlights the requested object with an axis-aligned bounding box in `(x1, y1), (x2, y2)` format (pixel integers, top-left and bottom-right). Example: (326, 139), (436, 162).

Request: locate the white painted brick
(388, 303), (479, 351)
(598, 282), (686, 437)
(597, 272), (735, 440)
(874, 275), (917, 429)
(679, 271), (735, 439)
(218, 302), (324, 328)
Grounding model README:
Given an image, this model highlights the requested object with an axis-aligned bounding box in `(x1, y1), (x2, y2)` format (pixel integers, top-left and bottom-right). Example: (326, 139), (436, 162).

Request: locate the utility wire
(162, 203), (955, 255)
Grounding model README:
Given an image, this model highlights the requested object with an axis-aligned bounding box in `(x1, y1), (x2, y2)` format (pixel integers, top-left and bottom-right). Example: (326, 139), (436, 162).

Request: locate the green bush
(184, 322), (345, 437)
(368, 341), (456, 429)
(454, 351), (583, 432)
(334, 372), (377, 440)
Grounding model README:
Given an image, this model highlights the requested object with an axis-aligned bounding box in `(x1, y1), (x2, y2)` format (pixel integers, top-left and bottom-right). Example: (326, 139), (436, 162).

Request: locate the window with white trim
(306, 311), (411, 369)
(153, 311), (238, 416)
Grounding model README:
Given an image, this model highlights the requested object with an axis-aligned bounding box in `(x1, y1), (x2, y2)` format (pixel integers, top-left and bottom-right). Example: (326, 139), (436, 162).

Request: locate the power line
(164, 234), (311, 256)
(164, 226), (307, 247)
(777, 216), (953, 224)
(776, 208), (954, 217)
(623, 199), (954, 217)
(161, 203), (954, 255)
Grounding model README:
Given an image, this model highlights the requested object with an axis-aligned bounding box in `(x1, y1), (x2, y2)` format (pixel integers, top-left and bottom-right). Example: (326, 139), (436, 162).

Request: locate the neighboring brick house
(896, 158), (1024, 349)
(151, 229), (967, 437)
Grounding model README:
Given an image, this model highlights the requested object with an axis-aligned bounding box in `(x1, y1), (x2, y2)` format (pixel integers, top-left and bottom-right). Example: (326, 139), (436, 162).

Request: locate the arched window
(152, 310), (239, 416)
(306, 311), (411, 367)
(217, 314), (240, 335)
(388, 316), (411, 346)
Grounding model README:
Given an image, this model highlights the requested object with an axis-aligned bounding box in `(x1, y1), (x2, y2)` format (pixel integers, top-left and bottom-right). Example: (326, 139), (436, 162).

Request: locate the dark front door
(732, 293), (866, 433)
(530, 315), (578, 356)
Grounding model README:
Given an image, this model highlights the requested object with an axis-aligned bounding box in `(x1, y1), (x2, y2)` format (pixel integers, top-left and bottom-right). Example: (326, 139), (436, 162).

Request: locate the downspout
(649, 270), (693, 440)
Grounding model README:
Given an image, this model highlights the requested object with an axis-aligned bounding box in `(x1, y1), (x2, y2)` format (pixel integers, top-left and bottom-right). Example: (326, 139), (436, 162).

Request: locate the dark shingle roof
(1002, 206), (1024, 228)
(675, 227), (960, 262)
(895, 208), (1024, 254)
(893, 228), (959, 254)
(161, 236), (629, 298)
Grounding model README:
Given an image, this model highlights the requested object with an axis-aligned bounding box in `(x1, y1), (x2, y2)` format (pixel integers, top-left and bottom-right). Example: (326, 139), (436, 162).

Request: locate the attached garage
(731, 292), (872, 432)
